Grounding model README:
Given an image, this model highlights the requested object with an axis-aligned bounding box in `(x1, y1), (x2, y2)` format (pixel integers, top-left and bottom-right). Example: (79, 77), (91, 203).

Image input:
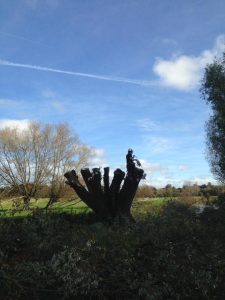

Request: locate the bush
(1, 200), (225, 299)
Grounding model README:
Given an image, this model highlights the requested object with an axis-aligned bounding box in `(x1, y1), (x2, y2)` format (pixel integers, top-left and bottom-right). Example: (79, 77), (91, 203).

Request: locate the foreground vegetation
(1, 196), (225, 299)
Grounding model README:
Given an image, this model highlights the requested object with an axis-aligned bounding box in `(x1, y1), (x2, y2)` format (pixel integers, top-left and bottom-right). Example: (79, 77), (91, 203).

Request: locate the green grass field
(0, 197), (90, 218)
(0, 195), (211, 219)
(0, 197), (171, 218)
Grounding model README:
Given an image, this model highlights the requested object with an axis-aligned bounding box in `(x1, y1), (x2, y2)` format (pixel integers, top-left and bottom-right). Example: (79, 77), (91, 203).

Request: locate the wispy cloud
(23, 0), (61, 10)
(41, 89), (56, 98)
(41, 89), (66, 113)
(51, 100), (66, 113)
(145, 175), (216, 188)
(139, 159), (168, 173)
(0, 31), (49, 47)
(136, 118), (160, 132)
(144, 136), (175, 153)
(23, 0), (38, 9)
(161, 38), (178, 47)
(153, 35), (225, 90)
(178, 165), (190, 171)
(0, 98), (17, 106)
(136, 118), (199, 135)
(0, 59), (158, 87)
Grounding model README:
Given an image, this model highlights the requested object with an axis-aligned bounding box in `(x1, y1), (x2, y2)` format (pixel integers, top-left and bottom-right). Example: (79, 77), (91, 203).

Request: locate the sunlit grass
(0, 196), (214, 219)
(0, 197), (90, 218)
(0, 197), (169, 219)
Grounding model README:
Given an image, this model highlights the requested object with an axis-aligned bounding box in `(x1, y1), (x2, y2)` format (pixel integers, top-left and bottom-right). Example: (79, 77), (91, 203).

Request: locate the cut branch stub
(103, 167), (110, 196)
(109, 169), (125, 216)
(64, 170), (93, 210)
(65, 161), (144, 221)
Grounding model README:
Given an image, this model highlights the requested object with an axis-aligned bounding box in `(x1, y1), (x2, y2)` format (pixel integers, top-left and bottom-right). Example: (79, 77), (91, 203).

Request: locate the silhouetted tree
(201, 51), (225, 182)
(65, 151), (144, 221)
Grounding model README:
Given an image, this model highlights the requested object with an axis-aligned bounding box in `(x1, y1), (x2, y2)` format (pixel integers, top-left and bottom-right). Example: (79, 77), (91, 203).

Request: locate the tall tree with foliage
(201, 52), (225, 182)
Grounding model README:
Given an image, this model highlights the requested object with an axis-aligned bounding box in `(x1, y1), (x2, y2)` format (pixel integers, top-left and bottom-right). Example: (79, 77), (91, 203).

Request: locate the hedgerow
(1, 199), (225, 299)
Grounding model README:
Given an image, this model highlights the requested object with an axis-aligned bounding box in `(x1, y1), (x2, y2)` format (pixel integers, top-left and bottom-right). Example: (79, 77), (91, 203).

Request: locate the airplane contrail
(0, 59), (159, 87)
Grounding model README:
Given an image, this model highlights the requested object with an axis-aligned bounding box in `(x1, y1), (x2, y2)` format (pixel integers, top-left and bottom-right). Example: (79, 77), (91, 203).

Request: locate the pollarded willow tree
(64, 149), (145, 221)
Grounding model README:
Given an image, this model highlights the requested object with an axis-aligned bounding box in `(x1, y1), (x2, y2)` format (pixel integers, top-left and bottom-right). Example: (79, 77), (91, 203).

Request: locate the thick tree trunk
(23, 196), (31, 210)
(64, 160), (144, 221)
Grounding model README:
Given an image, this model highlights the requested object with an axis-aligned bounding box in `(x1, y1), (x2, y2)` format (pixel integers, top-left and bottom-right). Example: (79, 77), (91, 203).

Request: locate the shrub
(1, 200), (225, 299)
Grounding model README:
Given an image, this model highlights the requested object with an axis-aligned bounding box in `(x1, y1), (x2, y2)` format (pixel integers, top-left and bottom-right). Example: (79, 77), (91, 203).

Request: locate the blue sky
(0, 0), (224, 187)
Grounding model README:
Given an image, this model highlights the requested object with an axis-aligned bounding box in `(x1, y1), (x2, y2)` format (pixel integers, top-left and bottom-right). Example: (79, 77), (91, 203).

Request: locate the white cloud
(90, 148), (107, 167)
(144, 176), (171, 188)
(139, 159), (168, 173)
(153, 35), (225, 90)
(145, 176), (216, 188)
(189, 176), (216, 185)
(0, 119), (30, 131)
(93, 148), (105, 157)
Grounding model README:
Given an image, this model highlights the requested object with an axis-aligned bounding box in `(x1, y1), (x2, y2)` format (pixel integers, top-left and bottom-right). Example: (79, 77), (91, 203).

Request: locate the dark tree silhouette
(64, 150), (144, 221)
(201, 52), (225, 182)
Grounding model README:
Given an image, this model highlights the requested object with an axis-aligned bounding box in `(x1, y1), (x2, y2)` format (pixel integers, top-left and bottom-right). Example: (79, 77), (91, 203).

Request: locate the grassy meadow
(0, 195), (208, 218)
(0, 197), (91, 218)
(0, 197), (170, 219)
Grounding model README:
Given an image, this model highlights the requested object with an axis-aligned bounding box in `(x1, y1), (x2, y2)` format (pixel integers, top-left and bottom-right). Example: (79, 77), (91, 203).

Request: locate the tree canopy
(0, 122), (93, 208)
(201, 52), (225, 182)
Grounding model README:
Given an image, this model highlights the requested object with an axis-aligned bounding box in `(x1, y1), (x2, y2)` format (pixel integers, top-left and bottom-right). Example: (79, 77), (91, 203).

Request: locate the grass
(136, 197), (169, 205)
(0, 195), (214, 219)
(0, 196), (170, 219)
(0, 197), (90, 218)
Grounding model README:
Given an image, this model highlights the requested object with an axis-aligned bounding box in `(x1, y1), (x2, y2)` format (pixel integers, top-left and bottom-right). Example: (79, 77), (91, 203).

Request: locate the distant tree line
(136, 182), (225, 199)
(2, 181), (223, 201)
(0, 182), (76, 200)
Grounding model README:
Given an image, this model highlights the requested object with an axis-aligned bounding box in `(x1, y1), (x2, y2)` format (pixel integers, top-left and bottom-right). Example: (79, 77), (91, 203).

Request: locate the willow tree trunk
(64, 165), (144, 221)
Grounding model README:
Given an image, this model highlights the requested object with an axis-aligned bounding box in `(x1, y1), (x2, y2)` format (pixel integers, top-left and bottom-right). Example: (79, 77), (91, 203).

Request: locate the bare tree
(46, 124), (93, 208)
(0, 123), (51, 208)
(0, 122), (92, 209)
